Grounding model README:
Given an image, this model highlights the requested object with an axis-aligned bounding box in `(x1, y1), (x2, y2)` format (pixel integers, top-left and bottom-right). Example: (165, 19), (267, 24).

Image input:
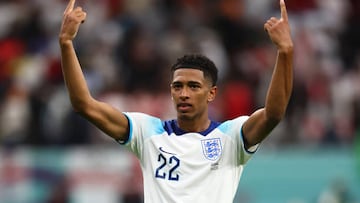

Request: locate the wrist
(59, 35), (73, 47)
(278, 44), (293, 54)
(59, 40), (73, 49)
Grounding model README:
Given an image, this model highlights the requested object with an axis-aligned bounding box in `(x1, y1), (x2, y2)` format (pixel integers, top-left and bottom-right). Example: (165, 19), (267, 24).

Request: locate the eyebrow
(171, 81), (202, 85)
(188, 81), (201, 85)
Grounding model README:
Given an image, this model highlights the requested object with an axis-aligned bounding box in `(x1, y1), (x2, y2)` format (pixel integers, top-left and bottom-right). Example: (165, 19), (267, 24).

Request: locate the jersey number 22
(155, 154), (180, 181)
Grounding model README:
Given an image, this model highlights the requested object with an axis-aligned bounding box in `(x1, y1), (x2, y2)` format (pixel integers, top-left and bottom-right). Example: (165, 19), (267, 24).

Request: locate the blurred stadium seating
(0, 0), (360, 202)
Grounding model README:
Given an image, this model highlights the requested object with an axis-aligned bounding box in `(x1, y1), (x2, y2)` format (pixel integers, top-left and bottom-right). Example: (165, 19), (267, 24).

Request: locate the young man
(59, 0), (293, 202)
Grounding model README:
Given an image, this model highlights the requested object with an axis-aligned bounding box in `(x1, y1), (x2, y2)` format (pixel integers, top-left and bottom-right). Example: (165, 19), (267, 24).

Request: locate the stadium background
(0, 0), (359, 202)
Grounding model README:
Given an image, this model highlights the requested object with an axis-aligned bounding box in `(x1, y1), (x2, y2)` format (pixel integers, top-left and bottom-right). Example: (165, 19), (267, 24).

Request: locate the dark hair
(171, 54), (218, 86)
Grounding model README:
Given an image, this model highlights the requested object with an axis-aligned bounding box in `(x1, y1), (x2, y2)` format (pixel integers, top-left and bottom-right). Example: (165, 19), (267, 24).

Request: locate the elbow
(265, 99), (290, 125)
(265, 109), (285, 126)
(70, 98), (91, 115)
(71, 102), (85, 114)
(71, 104), (82, 114)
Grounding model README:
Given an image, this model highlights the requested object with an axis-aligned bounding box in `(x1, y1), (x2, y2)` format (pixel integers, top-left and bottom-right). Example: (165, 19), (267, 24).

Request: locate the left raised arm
(242, 0), (293, 148)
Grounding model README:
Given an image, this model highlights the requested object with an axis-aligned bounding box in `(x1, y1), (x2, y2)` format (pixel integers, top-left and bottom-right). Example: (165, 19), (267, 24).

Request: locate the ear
(207, 86), (217, 102)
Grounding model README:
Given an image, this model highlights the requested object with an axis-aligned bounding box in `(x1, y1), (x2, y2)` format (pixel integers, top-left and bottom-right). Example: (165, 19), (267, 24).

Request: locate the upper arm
(242, 108), (281, 148)
(78, 98), (129, 141)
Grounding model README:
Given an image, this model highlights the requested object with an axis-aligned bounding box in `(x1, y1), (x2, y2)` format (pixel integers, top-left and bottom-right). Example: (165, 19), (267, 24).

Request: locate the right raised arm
(59, 0), (129, 141)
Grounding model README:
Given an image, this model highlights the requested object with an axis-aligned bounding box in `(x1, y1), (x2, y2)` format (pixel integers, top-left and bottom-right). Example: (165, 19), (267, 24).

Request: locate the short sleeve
(119, 112), (164, 160)
(218, 116), (260, 165)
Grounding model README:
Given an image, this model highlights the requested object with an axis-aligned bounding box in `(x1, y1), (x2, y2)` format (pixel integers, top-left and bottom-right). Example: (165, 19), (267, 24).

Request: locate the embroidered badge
(201, 138), (222, 161)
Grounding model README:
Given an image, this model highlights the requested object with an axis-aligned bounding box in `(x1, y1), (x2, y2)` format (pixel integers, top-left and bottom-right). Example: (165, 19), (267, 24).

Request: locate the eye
(189, 84), (200, 89)
(171, 83), (182, 90)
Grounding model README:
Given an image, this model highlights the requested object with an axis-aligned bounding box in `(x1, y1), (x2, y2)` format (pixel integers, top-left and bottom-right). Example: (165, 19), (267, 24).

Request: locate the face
(171, 68), (217, 120)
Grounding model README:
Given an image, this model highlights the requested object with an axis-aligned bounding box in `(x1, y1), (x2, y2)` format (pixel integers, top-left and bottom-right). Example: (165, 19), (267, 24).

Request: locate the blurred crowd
(0, 0), (360, 148)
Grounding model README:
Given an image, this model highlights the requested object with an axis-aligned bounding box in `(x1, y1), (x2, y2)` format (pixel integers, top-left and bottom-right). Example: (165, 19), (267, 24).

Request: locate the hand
(264, 0), (293, 52)
(59, 0), (87, 44)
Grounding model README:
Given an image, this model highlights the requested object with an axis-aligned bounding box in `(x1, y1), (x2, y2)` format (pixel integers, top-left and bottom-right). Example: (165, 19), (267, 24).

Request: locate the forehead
(172, 68), (205, 83)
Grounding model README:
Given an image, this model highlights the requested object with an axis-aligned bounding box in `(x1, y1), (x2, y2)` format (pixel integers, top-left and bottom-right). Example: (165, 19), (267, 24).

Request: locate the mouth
(177, 103), (192, 112)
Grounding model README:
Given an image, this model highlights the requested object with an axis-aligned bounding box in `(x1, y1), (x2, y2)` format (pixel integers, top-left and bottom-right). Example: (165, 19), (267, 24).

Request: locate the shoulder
(124, 112), (164, 132)
(217, 116), (249, 133)
(124, 112), (162, 123)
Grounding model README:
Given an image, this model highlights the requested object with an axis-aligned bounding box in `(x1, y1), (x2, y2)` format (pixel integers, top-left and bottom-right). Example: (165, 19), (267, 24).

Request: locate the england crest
(201, 138), (222, 161)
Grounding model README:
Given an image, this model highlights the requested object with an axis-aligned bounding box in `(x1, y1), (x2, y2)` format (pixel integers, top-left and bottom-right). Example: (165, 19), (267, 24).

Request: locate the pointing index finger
(280, 0), (288, 21)
(64, 0), (75, 14)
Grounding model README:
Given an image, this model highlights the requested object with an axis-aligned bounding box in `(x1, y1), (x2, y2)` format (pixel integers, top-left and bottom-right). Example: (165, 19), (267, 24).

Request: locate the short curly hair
(171, 54), (218, 86)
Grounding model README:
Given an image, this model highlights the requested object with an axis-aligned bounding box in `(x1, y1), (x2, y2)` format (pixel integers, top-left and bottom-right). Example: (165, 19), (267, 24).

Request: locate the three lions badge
(201, 138), (222, 161)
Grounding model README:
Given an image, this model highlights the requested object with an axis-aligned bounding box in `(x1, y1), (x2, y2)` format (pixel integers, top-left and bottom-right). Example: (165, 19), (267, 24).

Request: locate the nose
(179, 87), (190, 99)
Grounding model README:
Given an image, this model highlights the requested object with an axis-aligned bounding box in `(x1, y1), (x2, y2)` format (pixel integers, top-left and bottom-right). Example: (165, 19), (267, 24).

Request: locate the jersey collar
(163, 119), (220, 136)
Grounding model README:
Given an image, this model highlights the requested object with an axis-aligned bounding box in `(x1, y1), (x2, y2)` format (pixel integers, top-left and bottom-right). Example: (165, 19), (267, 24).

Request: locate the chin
(177, 113), (194, 121)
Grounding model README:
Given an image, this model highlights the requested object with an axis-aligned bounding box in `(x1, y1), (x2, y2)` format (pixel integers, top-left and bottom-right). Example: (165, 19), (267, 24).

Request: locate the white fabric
(122, 112), (258, 203)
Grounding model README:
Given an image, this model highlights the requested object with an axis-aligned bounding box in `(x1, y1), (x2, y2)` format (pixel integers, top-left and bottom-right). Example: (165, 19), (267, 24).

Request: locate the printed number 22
(155, 154), (180, 181)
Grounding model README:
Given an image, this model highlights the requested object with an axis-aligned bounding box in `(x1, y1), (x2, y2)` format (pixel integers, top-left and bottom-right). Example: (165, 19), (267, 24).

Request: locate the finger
(78, 12), (87, 23)
(74, 6), (83, 12)
(264, 23), (271, 33)
(64, 0), (76, 14)
(269, 17), (278, 24)
(280, 0), (288, 21)
(73, 7), (86, 23)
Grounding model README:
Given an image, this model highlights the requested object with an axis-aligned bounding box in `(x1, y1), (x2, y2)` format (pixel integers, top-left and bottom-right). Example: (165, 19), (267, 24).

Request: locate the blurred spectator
(339, 0), (360, 70)
(0, 83), (30, 145)
(220, 71), (255, 120)
(317, 179), (355, 203)
(0, 2), (360, 203)
(119, 25), (166, 93)
(0, 0), (357, 148)
(275, 0), (318, 13)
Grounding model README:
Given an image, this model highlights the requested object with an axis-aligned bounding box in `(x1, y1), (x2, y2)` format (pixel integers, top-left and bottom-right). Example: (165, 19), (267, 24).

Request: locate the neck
(176, 116), (211, 132)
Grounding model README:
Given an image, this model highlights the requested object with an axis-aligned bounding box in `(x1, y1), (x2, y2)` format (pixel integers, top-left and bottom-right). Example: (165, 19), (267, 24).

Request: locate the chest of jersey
(123, 113), (251, 202)
(141, 131), (235, 183)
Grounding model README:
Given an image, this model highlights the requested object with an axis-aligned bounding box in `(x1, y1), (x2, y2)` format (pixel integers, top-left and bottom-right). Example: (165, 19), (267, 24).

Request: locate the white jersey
(120, 112), (259, 203)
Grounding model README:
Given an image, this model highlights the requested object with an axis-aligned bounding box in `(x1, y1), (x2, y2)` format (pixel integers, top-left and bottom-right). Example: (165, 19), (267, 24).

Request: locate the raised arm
(242, 0), (293, 148)
(59, 0), (129, 141)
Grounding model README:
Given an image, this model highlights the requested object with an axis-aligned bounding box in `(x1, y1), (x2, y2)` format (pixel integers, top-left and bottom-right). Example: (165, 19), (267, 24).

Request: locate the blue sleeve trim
(240, 126), (259, 154)
(116, 113), (133, 145)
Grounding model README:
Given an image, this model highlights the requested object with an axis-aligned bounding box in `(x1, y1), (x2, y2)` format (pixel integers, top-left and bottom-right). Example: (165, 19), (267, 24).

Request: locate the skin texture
(59, 0), (293, 148)
(171, 68), (217, 132)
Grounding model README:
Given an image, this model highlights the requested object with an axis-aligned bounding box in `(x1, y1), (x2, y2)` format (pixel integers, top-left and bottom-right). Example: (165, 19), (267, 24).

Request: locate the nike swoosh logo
(159, 147), (176, 155)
